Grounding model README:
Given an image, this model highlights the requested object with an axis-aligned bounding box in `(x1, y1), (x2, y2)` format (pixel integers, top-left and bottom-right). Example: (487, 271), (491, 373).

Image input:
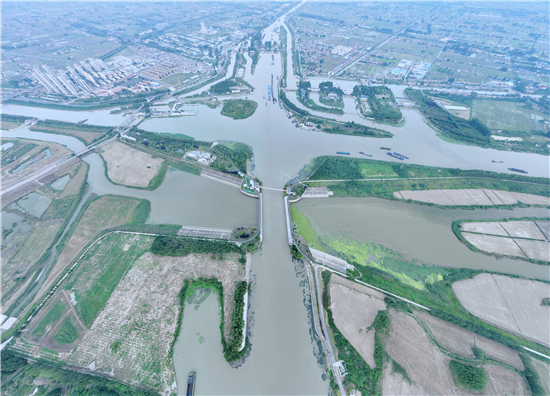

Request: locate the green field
(220, 99), (258, 120)
(290, 206), (326, 252)
(304, 156), (550, 202)
(63, 233), (153, 326)
(33, 301), (66, 337)
(472, 99), (549, 133)
(449, 360), (487, 393)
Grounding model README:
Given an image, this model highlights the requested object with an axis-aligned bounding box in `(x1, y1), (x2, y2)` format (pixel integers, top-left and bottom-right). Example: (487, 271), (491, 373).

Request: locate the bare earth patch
(67, 250), (245, 394)
(460, 222), (508, 236)
(381, 361), (438, 396)
(385, 310), (524, 395)
(330, 283), (386, 368)
(499, 221), (546, 240)
(416, 311), (524, 370)
(453, 274), (550, 346)
(396, 188), (548, 206)
(100, 140), (164, 188)
(461, 232), (526, 258)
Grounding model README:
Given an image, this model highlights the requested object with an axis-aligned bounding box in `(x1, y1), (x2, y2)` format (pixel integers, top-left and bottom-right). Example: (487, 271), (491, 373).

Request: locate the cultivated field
(329, 283), (386, 368)
(68, 239), (245, 393)
(385, 309), (526, 395)
(381, 361), (438, 396)
(472, 99), (549, 133)
(35, 196), (140, 302)
(461, 233), (527, 258)
(416, 311), (524, 370)
(100, 140), (164, 188)
(530, 357), (550, 395)
(459, 219), (549, 261)
(453, 274), (550, 346)
(394, 188), (549, 206)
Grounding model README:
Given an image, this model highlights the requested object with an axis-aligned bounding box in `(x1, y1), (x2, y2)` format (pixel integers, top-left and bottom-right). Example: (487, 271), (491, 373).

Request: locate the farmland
(453, 274), (550, 346)
(35, 195), (141, 304)
(457, 219), (550, 262)
(471, 99), (549, 134)
(330, 282), (386, 368)
(99, 140), (165, 188)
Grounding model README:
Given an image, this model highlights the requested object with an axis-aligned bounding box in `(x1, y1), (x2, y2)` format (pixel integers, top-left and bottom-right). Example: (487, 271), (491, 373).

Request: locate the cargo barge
(187, 372), (196, 396)
(77, 119), (88, 124)
(492, 160), (503, 163)
(337, 151), (350, 155)
(359, 151), (372, 157)
(387, 152), (404, 160)
(380, 147), (391, 150)
(394, 152), (409, 159)
(508, 167), (528, 174)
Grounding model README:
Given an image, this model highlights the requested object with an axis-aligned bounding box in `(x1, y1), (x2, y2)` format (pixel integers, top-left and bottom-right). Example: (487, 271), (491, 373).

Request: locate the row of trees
(405, 88), (491, 146)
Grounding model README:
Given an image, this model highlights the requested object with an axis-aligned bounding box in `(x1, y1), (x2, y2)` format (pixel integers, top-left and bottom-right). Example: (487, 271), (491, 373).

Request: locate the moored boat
(359, 151), (372, 157)
(187, 372), (196, 396)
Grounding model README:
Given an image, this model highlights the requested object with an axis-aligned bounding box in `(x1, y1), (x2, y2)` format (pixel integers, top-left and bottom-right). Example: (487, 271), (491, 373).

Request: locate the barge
(77, 119), (88, 124)
(187, 372), (196, 396)
(359, 151), (372, 157)
(508, 167), (528, 174)
(492, 160), (503, 163)
(394, 152), (409, 159)
(337, 151), (350, 155)
(380, 147), (391, 150)
(387, 152), (404, 160)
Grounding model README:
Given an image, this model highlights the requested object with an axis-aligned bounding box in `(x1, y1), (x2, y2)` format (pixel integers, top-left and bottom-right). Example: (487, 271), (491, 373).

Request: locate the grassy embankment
(221, 99), (258, 120)
(126, 129), (253, 175)
(1, 352), (156, 396)
(406, 88), (497, 149)
(353, 85), (403, 125)
(304, 156), (550, 205)
(0, 113), (34, 130)
(30, 119), (113, 145)
(279, 26), (288, 88)
(6, 88), (169, 111)
(279, 91), (393, 139)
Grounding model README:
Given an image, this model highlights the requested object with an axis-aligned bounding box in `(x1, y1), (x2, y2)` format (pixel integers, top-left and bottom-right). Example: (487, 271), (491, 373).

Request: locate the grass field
(64, 233), (153, 326)
(472, 99), (549, 133)
(38, 195), (141, 302)
(220, 99), (258, 120)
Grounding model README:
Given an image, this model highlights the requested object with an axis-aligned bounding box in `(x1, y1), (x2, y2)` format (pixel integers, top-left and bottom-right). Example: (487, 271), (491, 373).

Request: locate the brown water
(296, 197), (550, 281)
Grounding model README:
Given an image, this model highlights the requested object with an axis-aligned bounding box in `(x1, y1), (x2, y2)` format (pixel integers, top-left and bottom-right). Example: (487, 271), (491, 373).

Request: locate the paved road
(313, 264), (346, 396)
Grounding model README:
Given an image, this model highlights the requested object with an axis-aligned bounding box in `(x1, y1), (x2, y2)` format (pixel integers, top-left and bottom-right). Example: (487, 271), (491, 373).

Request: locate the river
(1, 6), (549, 394)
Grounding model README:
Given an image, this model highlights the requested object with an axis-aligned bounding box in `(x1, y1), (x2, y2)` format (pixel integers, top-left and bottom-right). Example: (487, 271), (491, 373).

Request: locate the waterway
(1, 5), (549, 394)
(295, 197), (550, 281)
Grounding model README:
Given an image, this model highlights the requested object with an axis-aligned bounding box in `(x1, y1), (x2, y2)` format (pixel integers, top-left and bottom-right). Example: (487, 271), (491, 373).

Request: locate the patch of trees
(405, 88), (491, 146)
(151, 235), (244, 257)
(214, 142), (253, 172)
(449, 360), (487, 393)
(319, 81), (343, 97)
(210, 79), (237, 94)
(0, 114), (34, 123)
(223, 281), (248, 362)
(0, 351), (156, 395)
(279, 90), (311, 116)
(308, 157), (364, 180)
(354, 85), (402, 123)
